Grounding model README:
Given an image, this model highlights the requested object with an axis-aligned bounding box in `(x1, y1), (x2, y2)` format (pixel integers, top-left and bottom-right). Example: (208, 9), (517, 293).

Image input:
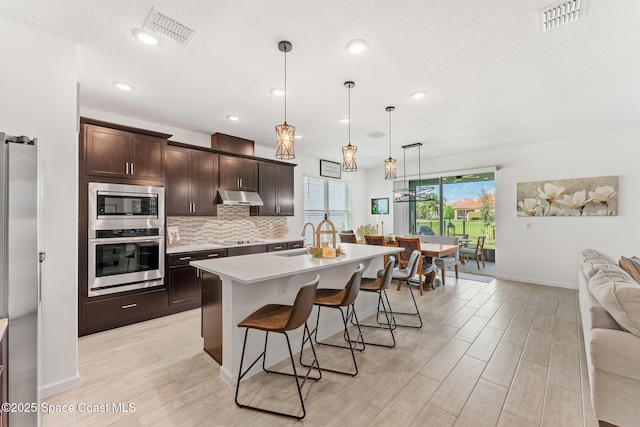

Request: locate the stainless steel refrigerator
(0, 132), (40, 426)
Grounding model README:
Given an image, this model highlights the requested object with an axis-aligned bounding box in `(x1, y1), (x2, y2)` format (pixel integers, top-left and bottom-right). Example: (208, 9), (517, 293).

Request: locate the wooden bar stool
(391, 250), (424, 328)
(356, 255), (397, 348)
(235, 275), (321, 420)
(300, 264), (364, 376)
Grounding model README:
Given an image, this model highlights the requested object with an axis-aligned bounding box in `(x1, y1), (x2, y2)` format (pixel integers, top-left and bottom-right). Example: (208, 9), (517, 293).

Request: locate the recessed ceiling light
(345, 39), (369, 54)
(226, 115), (240, 121)
(411, 91), (428, 100)
(132, 29), (159, 46)
(294, 135), (302, 139)
(113, 81), (134, 91)
(339, 118), (350, 124)
(270, 88), (285, 96)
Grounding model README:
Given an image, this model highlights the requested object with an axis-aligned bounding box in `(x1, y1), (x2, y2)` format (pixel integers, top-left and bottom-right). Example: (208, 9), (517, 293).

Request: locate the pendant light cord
(388, 109), (392, 158)
(348, 85), (351, 145)
(284, 50), (287, 123)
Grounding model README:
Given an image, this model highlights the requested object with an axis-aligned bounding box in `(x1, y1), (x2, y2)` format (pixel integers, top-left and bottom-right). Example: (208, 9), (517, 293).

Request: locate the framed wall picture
(320, 159), (341, 179)
(371, 198), (389, 215)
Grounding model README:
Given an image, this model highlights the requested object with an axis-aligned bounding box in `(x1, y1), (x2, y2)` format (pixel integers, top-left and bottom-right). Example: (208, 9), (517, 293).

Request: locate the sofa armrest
(591, 328), (640, 382)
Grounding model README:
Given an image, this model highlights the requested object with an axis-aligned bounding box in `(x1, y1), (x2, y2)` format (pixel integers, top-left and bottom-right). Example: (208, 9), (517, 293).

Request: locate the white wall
(0, 17), (79, 396)
(364, 130), (640, 289)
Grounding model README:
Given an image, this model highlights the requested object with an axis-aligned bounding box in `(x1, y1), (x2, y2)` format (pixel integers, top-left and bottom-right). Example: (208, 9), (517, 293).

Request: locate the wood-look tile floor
(43, 277), (599, 427)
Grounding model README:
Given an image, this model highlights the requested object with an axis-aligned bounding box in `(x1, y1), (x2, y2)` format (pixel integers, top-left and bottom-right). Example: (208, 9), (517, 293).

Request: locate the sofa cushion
(582, 258), (620, 280)
(619, 256), (640, 284)
(589, 269), (640, 337)
(580, 248), (616, 264)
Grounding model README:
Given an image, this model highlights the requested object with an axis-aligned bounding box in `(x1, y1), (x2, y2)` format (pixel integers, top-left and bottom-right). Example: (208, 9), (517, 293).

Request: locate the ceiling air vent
(366, 131), (386, 139)
(540, 0), (586, 32)
(144, 7), (197, 46)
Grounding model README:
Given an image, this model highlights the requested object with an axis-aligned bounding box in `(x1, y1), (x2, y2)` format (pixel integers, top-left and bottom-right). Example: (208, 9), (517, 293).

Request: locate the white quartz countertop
(166, 237), (304, 254)
(190, 243), (402, 284)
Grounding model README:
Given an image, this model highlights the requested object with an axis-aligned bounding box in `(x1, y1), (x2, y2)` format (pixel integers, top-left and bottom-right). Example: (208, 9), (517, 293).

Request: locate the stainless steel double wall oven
(88, 182), (165, 296)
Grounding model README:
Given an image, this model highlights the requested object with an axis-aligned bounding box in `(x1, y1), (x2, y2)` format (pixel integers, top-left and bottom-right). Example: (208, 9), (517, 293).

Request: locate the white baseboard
(40, 373), (80, 398)
(495, 274), (578, 290)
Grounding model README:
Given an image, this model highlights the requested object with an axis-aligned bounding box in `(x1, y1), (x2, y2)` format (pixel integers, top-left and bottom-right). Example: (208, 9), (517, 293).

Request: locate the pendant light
(275, 40), (295, 159)
(393, 142), (434, 202)
(384, 106), (397, 180)
(342, 81), (357, 172)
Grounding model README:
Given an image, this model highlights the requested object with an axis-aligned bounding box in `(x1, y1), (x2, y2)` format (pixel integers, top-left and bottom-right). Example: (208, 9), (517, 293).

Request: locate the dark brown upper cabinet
(219, 155), (257, 192)
(165, 145), (218, 216)
(253, 162), (295, 216)
(84, 124), (165, 182)
(210, 133), (254, 156)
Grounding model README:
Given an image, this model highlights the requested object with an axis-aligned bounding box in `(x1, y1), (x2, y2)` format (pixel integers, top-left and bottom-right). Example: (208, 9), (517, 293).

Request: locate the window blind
(303, 176), (351, 246)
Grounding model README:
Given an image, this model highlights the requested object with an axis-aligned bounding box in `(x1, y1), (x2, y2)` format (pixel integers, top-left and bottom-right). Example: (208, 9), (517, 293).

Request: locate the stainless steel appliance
(0, 132), (41, 426)
(88, 182), (165, 296)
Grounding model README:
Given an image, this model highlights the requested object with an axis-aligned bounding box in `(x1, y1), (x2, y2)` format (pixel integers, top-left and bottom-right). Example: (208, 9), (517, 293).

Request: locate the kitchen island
(191, 243), (402, 385)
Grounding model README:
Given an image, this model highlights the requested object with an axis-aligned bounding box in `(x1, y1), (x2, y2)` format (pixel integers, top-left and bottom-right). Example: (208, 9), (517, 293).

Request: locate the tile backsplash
(167, 205), (289, 247)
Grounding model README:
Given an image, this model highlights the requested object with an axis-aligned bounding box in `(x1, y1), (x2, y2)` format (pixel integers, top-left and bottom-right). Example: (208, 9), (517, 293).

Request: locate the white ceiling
(2, 0), (639, 169)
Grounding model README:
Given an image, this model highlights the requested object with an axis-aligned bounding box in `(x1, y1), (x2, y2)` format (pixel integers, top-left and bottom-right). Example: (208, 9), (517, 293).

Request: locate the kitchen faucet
(301, 222), (316, 247)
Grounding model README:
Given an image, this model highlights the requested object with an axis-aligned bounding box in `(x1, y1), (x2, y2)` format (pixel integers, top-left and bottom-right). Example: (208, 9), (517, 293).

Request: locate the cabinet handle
(131, 162), (134, 175)
(125, 162), (129, 175)
(196, 269), (200, 278)
(179, 256), (192, 261)
(273, 246), (283, 250)
(122, 303), (137, 309)
(207, 253), (219, 258)
(192, 202), (196, 212)
(292, 244), (301, 248)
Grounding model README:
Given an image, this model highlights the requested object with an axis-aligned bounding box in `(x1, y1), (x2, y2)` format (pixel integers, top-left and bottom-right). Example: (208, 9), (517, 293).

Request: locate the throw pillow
(620, 256), (640, 284)
(580, 249), (616, 264)
(589, 269), (640, 337)
(582, 258), (619, 279)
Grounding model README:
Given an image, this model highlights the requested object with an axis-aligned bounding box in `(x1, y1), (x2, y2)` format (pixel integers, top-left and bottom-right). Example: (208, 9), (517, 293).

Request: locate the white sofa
(578, 249), (640, 427)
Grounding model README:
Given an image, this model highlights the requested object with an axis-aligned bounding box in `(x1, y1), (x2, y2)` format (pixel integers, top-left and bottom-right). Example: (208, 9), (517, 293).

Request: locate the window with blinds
(303, 176), (351, 246)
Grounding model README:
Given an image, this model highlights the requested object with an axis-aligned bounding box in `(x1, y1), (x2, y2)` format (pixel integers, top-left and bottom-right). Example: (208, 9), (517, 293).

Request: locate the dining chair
(364, 235), (386, 246)
(364, 235), (388, 267)
(394, 237), (434, 295)
(235, 275), (321, 420)
(459, 235), (486, 269)
(339, 233), (358, 244)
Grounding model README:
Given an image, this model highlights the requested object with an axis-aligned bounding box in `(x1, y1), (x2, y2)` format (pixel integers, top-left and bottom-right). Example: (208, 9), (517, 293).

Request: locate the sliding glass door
(410, 172), (495, 276)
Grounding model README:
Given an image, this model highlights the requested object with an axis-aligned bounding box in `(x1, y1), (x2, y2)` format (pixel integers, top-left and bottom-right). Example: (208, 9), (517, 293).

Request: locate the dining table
(419, 243), (459, 258)
(419, 243), (459, 288)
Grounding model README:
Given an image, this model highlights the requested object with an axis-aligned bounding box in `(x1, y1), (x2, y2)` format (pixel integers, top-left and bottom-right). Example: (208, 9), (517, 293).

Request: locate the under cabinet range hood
(216, 189), (264, 206)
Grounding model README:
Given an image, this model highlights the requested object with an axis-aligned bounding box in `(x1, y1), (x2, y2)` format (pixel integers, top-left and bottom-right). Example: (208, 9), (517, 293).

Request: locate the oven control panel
(95, 228), (160, 238)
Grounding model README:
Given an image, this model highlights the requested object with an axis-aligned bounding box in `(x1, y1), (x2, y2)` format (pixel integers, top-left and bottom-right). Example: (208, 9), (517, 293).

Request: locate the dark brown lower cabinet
(84, 288), (167, 333)
(201, 271), (223, 364)
(167, 249), (227, 312)
(168, 266), (200, 307)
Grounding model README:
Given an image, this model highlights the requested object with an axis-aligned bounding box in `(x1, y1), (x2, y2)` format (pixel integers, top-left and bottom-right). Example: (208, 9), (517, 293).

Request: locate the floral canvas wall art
(517, 176), (618, 216)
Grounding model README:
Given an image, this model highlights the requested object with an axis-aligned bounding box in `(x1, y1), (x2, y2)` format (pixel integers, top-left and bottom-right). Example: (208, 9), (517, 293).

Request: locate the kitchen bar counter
(191, 243), (402, 384)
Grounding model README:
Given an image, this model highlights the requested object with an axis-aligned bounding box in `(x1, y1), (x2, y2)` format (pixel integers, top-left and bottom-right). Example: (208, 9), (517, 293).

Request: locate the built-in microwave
(88, 182), (164, 233)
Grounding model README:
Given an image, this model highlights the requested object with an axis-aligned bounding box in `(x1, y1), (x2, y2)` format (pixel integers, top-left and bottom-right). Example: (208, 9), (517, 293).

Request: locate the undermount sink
(274, 249), (309, 257)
